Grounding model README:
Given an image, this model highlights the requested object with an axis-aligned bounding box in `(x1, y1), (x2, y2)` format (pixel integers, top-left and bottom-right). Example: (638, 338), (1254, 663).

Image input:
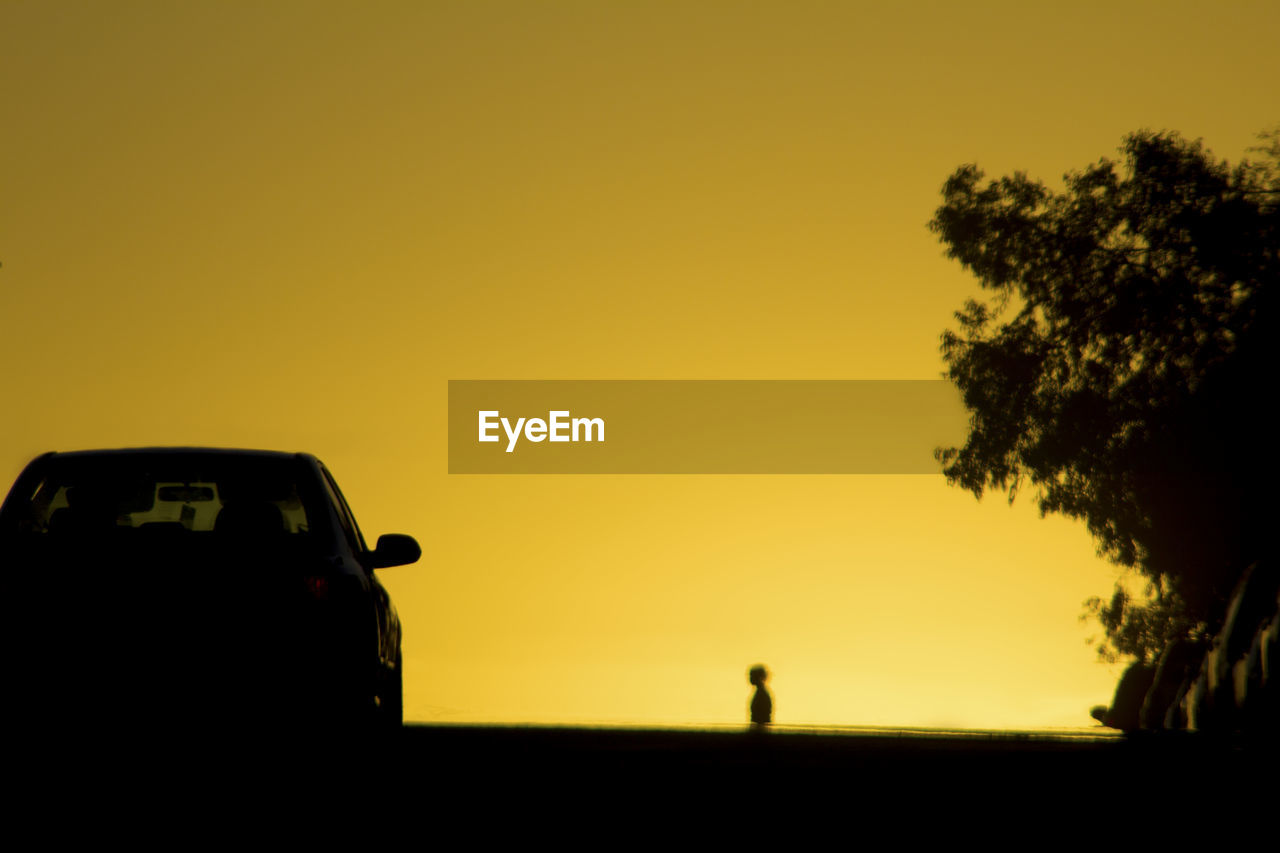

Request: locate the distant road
(395, 723), (1260, 788)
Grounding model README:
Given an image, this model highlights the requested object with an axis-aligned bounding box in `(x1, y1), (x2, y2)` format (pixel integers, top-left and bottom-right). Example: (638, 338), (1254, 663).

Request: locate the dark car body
(0, 447), (419, 739)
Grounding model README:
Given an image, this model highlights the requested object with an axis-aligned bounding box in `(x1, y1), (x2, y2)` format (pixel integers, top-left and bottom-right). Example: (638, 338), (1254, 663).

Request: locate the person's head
(748, 664), (768, 687)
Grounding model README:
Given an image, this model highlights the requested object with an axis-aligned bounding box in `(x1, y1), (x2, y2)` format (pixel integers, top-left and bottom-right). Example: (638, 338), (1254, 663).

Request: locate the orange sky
(3, 1), (1276, 728)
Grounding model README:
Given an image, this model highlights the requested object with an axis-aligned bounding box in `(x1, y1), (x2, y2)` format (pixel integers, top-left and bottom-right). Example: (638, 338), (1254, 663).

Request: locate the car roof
(39, 447), (314, 463)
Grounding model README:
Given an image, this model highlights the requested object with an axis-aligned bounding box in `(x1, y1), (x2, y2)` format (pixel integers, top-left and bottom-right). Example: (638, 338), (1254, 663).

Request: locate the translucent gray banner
(448, 380), (967, 474)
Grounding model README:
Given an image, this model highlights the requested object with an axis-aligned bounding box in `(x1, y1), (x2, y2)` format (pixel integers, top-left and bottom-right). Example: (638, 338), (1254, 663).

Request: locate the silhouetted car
(0, 447), (420, 738)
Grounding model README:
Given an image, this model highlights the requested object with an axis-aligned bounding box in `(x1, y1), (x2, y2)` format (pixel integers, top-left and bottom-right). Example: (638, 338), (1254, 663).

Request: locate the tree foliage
(929, 128), (1278, 660)
(1081, 579), (1196, 665)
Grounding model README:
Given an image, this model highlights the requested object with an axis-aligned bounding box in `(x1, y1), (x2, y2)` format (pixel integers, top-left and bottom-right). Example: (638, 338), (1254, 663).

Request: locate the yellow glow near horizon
(2, 1), (1276, 729)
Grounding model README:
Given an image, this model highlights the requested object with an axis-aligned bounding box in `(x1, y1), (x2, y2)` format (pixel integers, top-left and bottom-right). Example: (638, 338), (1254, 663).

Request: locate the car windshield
(4, 453), (312, 539)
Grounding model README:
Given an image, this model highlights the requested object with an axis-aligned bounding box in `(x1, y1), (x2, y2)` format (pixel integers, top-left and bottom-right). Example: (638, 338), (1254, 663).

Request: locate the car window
(6, 456), (312, 537)
(319, 465), (368, 554)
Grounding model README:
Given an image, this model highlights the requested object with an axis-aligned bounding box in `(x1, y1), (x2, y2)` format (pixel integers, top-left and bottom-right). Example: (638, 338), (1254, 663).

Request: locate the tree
(929, 128), (1278, 662)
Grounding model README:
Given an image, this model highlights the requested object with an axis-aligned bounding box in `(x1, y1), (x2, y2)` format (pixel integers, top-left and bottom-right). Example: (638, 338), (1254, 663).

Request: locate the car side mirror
(366, 533), (421, 569)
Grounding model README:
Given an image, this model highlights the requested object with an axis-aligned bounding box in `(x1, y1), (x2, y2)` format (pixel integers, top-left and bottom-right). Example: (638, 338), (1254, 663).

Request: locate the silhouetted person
(748, 664), (772, 728)
(49, 486), (118, 538)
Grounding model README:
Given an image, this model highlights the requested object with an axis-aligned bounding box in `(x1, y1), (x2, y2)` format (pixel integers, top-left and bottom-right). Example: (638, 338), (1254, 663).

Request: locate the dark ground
(383, 726), (1273, 828)
(396, 723), (1265, 785)
(11, 722), (1271, 828)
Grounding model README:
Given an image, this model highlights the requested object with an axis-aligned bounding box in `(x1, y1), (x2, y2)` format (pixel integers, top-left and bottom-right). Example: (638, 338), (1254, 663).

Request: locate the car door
(317, 463), (399, 672)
